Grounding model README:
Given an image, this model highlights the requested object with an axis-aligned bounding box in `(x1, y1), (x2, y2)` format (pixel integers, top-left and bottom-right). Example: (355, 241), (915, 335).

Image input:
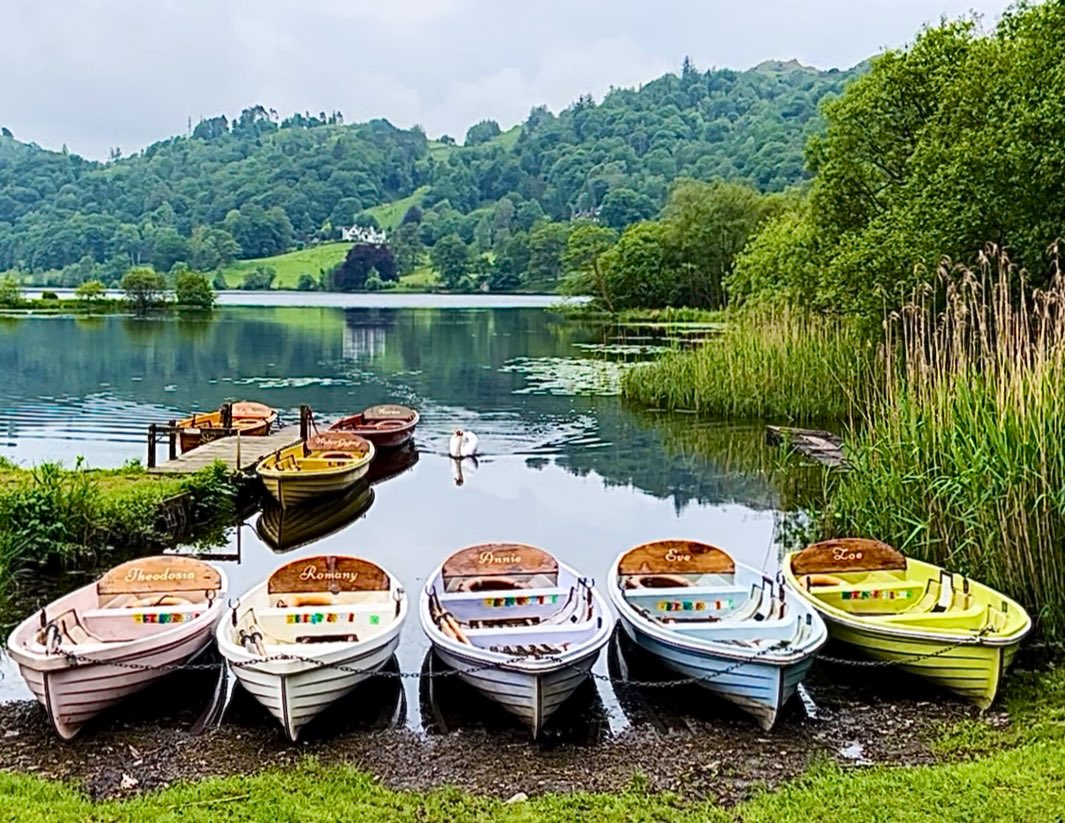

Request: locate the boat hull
(260, 462), (369, 509)
(616, 617), (810, 730)
(433, 645), (598, 738)
(823, 619), (1016, 710)
(228, 634), (400, 741)
(10, 617), (220, 740)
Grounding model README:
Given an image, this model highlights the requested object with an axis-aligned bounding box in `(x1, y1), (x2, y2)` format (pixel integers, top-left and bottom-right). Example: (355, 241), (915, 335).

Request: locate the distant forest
(0, 58), (858, 288)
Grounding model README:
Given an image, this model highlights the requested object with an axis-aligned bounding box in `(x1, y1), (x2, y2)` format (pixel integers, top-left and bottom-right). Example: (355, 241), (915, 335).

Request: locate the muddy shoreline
(0, 649), (996, 805)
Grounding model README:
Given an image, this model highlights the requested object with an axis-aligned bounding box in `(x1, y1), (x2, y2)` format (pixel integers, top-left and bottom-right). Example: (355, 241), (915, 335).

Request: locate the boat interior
(428, 544), (602, 658)
(34, 556), (223, 648)
(234, 556), (403, 650)
(264, 443), (363, 472)
(791, 539), (1018, 634)
(616, 540), (817, 649)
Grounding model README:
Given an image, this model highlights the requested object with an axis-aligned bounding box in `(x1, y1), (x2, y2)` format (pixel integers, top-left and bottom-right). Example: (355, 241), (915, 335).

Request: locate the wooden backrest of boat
(363, 404), (416, 422)
(268, 555), (390, 594)
(307, 431), (373, 455)
(232, 401), (275, 421)
(97, 556), (222, 596)
(442, 543), (558, 582)
(791, 539), (907, 575)
(618, 540), (735, 576)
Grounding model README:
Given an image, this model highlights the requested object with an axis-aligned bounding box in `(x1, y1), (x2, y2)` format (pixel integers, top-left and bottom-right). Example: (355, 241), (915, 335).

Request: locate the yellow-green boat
(257, 441), (374, 510)
(783, 538), (1031, 709)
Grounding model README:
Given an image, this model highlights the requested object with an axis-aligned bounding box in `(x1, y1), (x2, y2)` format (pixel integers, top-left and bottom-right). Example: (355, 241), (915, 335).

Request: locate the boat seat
(438, 585), (571, 604)
(625, 585), (751, 616)
(870, 601), (988, 630)
(255, 603), (393, 643)
(463, 618), (597, 638)
(667, 616), (800, 643)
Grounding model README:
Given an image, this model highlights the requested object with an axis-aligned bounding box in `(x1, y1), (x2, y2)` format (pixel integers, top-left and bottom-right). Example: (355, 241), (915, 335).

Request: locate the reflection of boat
(6, 556), (226, 739)
(417, 648), (607, 741)
(330, 404), (419, 449)
(257, 441), (374, 509)
(420, 543), (613, 738)
(609, 540), (826, 730)
(367, 442), (419, 486)
(784, 538), (1031, 709)
(256, 481), (375, 552)
(176, 401), (277, 453)
(217, 554), (407, 742)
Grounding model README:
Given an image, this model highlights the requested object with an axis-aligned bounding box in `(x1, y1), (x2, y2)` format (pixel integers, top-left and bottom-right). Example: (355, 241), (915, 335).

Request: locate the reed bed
(620, 305), (878, 424)
(825, 249), (1065, 642)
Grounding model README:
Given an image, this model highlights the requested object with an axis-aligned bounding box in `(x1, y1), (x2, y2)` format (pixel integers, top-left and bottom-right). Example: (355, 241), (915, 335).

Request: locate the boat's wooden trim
(442, 543), (559, 581)
(618, 539), (735, 576)
(97, 556), (222, 597)
(268, 555), (390, 594)
(791, 538), (907, 575)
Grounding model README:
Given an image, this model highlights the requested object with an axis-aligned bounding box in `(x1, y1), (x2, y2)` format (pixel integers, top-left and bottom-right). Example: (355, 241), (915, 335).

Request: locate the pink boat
(6, 555), (227, 739)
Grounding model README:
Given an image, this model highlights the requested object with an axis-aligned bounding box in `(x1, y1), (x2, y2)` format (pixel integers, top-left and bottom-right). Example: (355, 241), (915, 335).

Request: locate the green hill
(219, 242), (352, 288)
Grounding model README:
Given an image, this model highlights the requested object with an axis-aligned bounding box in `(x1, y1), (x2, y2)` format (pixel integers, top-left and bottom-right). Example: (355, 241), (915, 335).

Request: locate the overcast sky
(1, 0), (1013, 160)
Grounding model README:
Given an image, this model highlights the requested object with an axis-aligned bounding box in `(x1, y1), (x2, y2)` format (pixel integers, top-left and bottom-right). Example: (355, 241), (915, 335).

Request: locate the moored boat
(783, 538), (1031, 709)
(6, 556), (227, 739)
(256, 481), (375, 552)
(419, 543), (613, 738)
(608, 539), (827, 730)
(256, 440), (375, 509)
(175, 401), (277, 453)
(217, 554), (407, 741)
(329, 404), (419, 449)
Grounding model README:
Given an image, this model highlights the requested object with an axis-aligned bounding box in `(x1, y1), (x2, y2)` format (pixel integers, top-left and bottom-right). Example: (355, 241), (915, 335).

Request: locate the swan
(449, 429), (478, 458)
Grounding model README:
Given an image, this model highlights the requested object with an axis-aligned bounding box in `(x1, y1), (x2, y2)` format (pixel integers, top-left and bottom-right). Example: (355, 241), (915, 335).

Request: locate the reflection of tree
(556, 407), (822, 513)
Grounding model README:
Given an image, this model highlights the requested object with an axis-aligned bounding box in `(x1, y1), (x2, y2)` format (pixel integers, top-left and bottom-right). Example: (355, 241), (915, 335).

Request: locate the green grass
(397, 263), (439, 289)
(219, 242), (352, 289)
(366, 186), (430, 230)
(1, 667), (1063, 821)
(621, 305), (878, 424)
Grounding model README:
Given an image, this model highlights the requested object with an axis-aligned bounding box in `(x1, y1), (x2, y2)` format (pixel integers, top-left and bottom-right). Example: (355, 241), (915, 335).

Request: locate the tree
(560, 222), (619, 308)
(332, 243), (398, 291)
(296, 272), (319, 291)
(596, 222), (678, 310)
(174, 270), (216, 308)
(120, 268), (168, 314)
(430, 234), (471, 289)
(599, 187), (657, 231)
(150, 229), (190, 272)
(527, 221), (571, 283)
(188, 226), (240, 271)
(74, 279), (106, 302)
(242, 265), (277, 290)
(0, 274), (23, 307)
(465, 119), (502, 146)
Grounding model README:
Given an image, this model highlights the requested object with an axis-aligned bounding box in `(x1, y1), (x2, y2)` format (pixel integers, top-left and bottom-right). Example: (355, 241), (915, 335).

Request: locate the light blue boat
(608, 539), (828, 729)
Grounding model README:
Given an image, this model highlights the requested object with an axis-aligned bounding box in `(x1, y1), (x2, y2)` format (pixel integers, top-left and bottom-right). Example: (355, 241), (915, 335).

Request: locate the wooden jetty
(765, 426), (846, 468)
(147, 427), (301, 475)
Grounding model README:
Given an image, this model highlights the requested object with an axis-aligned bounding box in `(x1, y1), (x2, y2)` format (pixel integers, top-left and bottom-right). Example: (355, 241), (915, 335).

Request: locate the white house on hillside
(340, 226), (388, 244)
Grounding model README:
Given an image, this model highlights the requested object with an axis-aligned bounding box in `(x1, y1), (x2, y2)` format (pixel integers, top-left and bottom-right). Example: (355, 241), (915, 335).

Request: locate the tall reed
(825, 248), (1065, 641)
(620, 305), (878, 424)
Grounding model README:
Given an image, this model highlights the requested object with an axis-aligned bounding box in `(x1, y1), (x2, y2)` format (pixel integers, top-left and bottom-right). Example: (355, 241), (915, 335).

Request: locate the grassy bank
(0, 459), (234, 580)
(621, 306), (878, 424)
(1, 665), (1061, 821)
(822, 259), (1065, 643)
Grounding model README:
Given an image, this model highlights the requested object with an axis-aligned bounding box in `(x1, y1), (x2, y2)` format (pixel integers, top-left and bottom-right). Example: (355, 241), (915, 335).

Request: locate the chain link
(815, 626), (994, 668)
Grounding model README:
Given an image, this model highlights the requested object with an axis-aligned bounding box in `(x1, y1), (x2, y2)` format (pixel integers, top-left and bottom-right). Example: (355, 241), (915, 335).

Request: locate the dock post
(147, 423), (157, 469)
(168, 419), (177, 461)
(221, 402), (233, 431)
(300, 405), (311, 441)
(235, 430), (242, 471)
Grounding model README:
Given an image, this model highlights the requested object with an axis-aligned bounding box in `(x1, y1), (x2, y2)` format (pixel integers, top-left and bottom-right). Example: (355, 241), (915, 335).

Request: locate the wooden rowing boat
(175, 401), (277, 453)
(783, 538), (1032, 709)
(256, 481), (375, 552)
(256, 440), (375, 509)
(329, 404), (419, 449)
(609, 539), (827, 730)
(217, 554), (407, 742)
(6, 556), (227, 739)
(419, 543), (613, 738)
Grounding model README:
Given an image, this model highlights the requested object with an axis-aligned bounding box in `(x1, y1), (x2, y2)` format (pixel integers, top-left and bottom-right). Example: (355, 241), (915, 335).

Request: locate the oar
(190, 659), (234, 735)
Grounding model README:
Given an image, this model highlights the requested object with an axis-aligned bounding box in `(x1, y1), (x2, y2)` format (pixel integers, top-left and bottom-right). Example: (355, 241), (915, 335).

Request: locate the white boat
(217, 554), (407, 742)
(6, 555), (227, 739)
(419, 542), (613, 738)
(608, 539), (828, 730)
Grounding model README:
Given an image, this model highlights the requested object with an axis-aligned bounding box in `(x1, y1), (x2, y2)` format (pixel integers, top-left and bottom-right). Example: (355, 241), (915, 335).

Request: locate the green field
(366, 186), (430, 229)
(219, 242), (352, 289)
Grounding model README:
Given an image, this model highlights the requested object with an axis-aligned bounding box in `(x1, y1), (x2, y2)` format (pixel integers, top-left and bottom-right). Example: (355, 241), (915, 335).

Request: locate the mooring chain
(55, 628), (998, 684)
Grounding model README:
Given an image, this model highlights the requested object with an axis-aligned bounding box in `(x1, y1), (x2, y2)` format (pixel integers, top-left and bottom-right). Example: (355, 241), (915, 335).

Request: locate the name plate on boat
(268, 555), (389, 594)
(98, 556), (222, 596)
(791, 539), (907, 575)
(618, 540), (736, 576)
(442, 543), (559, 580)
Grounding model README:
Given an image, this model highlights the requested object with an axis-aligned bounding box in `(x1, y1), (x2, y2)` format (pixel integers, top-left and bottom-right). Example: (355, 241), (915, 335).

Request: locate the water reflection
(256, 482), (376, 553)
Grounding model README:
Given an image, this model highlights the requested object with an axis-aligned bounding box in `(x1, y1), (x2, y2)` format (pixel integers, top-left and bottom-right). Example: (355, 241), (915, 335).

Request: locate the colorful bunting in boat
(285, 612), (358, 623)
(483, 594), (560, 607)
(657, 599), (735, 612)
(840, 589), (914, 601)
(133, 612), (199, 623)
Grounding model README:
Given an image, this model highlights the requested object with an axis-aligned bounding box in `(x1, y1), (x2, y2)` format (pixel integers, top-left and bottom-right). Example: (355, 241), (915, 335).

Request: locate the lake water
(0, 304), (801, 734)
